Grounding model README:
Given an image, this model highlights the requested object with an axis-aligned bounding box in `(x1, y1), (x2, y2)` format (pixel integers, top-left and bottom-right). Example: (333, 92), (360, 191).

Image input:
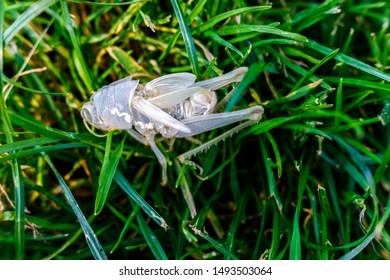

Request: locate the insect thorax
(168, 89), (217, 120)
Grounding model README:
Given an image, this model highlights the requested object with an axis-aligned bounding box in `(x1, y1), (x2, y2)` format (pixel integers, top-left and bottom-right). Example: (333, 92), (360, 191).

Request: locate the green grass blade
(323, 77), (390, 93)
(0, 137), (59, 154)
(11, 158), (25, 259)
(265, 132), (283, 178)
(281, 123), (332, 140)
(204, 30), (243, 57)
(114, 170), (169, 230)
(260, 138), (283, 212)
(106, 46), (145, 74)
(60, 0), (94, 92)
(374, 142), (390, 185)
(264, 45), (333, 90)
(225, 62), (265, 111)
(158, 0), (207, 62)
(339, 195), (390, 260)
(225, 189), (248, 259)
(43, 227), (84, 260)
(304, 39), (390, 82)
(136, 213), (168, 260)
(1, 2), (25, 257)
(379, 101), (390, 126)
(0, 143), (87, 164)
(291, 48), (339, 92)
(198, 231), (239, 260)
(3, 0), (58, 45)
(8, 110), (96, 142)
(245, 115), (301, 136)
(268, 202), (280, 260)
(170, 0), (199, 76)
(67, 0), (141, 6)
(95, 133), (125, 215)
(43, 153), (108, 260)
(0, 3), (14, 137)
(266, 79), (323, 107)
(289, 160), (311, 259)
(195, 6), (272, 33)
(217, 24), (308, 42)
(1, 74), (68, 96)
(317, 185), (335, 221)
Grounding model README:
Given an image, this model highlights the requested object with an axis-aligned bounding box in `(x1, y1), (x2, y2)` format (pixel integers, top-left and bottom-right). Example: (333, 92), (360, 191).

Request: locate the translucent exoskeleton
(81, 67), (264, 185)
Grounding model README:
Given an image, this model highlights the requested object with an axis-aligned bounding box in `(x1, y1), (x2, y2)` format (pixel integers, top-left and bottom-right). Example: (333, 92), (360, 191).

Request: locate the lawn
(0, 0), (389, 260)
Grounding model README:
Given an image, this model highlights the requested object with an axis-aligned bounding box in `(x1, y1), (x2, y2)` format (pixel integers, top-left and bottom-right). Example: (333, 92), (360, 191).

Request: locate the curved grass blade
(291, 48), (339, 92)
(0, 137), (59, 155)
(324, 144), (370, 192)
(324, 77), (390, 93)
(205, 30), (243, 57)
(281, 123), (332, 140)
(195, 6), (272, 33)
(106, 46), (146, 74)
(1, 74), (68, 96)
(3, 0), (58, 45)
(43, 153), (108, 260)
(264, 45), (332, 90)
(244, 115), (301, 137)
(170, 0), (199, 76)
(217, 24), (307, 42)
(304, 39), (390, 82)
(67, 0), (142, 5)
(339, 195), (390, 260)
(0, 143), (87, 164)
(265, 131), (283, 178)
(114, 170), (169, 230)
(266, 79), (323, 107)
(8, 110), (98, 142)
(198, 231), (239, 260)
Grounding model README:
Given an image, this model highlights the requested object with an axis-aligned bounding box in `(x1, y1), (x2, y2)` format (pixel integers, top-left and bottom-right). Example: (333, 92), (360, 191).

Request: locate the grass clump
(0, 0), (389, 260)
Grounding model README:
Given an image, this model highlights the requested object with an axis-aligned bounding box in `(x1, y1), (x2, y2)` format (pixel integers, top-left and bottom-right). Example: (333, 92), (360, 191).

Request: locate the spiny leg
(177, 106), (263, 164)
(176, 105), (264, 137)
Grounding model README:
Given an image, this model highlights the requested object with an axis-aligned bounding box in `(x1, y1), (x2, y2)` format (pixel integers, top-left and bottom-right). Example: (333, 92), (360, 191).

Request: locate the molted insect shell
(81, 78), (139, 132)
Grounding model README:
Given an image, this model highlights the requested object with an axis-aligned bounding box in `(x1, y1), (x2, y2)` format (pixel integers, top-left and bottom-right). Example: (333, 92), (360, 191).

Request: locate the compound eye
(81, 102), (108, 130)
(81, 102), (95, 125)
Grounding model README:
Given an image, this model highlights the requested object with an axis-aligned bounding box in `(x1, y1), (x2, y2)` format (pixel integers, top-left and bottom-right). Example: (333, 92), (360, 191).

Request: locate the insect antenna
(83, 120), (107, 137)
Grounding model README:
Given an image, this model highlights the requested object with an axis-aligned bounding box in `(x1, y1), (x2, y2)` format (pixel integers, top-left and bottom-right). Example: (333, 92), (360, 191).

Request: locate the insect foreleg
(125, 128), (149, 145)
(145, 134), (168, 185)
